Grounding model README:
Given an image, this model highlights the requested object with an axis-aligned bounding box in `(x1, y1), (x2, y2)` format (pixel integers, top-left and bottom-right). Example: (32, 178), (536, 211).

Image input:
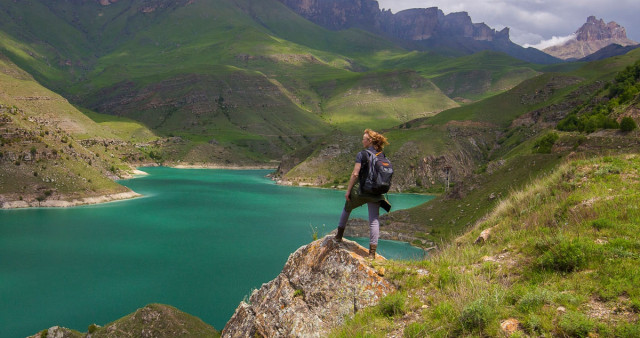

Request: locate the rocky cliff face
(222, 236), (395, 337)
(576, 16), (629, 42)
(278, 0), (510, 43)
(278, 0), (380, 30)
(544, 16), (638, 60)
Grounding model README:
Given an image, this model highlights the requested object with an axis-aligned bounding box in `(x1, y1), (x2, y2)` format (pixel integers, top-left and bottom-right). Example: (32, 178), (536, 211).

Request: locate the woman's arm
(345, 162), (361, 201)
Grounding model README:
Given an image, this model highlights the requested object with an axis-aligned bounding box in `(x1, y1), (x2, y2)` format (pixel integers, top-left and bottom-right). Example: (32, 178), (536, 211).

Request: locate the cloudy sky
(376, 0), (640, 49)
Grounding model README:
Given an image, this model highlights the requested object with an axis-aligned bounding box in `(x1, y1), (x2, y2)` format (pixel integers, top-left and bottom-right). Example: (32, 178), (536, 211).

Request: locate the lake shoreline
(170, 163), (278, 170)
(0, 191), (142, 210)
(0, 165), (274, 210)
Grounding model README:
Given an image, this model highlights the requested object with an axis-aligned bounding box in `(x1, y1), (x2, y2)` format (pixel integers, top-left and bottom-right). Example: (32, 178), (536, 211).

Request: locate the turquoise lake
(0, 167), (433, 337)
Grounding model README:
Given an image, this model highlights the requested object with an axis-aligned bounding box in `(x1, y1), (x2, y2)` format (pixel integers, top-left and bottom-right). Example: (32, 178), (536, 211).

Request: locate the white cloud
(523, 34), (576, 50)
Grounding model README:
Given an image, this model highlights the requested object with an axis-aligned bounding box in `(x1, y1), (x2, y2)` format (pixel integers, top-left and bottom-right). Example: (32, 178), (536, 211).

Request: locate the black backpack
(360, 149), (393, 195)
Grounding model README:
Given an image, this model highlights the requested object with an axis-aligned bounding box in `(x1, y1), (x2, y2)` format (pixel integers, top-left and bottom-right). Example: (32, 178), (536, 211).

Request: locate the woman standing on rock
(334, 129), (391, 259)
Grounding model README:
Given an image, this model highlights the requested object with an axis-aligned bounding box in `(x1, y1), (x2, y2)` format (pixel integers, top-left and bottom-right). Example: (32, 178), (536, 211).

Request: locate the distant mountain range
(278, 0), (559, 64)
(544, 16), (639, 60)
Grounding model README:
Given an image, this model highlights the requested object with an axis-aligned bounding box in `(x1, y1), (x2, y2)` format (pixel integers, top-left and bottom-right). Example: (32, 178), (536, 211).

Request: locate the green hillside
(333, 153), (640, 337)
(278, 49), (640, 251)
(0, 55), (138, 203)
(0, 0), (549, 165)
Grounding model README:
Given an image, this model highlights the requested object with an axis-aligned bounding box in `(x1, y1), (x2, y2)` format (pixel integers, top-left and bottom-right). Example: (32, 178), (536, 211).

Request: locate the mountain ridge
(277, 0), (559, 64)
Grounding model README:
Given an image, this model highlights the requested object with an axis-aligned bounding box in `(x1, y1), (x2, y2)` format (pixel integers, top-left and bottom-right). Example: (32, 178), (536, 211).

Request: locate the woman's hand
(345, 162), (361, 201)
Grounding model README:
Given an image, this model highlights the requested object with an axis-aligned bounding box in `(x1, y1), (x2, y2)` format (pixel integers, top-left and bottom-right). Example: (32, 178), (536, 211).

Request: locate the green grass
(79, 108), (158, 142)
(332, 153), (640, 336)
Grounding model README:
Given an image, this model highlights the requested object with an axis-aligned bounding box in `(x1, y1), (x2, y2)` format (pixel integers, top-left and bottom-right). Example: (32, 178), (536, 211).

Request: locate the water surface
(0, 168), (433, 336)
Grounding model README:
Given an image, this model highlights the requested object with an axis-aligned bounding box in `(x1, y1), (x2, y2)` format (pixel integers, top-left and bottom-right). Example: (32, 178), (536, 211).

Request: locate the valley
(1, 0), (639, 336)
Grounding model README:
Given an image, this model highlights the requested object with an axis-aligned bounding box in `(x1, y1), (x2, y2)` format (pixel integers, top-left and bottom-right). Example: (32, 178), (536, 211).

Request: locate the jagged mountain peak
(544, 16), (638, 60)
(576, 15), (630, 42)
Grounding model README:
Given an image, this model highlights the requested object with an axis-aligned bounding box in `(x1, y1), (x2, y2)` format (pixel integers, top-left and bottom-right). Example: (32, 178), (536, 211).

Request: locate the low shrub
(403, 322), (428, 337)
(533, 133), (559, 154)
(615, 322), (640, 337)
(537, 237), (593, 272)
(459, 298), (494, 331)
(620, 117), (637, 132)
(378, 292), (406, 317)
(517, 289), (552, 313)
(88, 324), (99, 333)
(522, 313), (548, 335)
(431, 301), (456, 322)
(591, 218), (615, 230)
(558, 311), (594, 337)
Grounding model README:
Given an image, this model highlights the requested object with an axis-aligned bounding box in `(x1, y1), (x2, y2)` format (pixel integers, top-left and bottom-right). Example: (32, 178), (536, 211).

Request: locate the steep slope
(0, 53), (153, 207)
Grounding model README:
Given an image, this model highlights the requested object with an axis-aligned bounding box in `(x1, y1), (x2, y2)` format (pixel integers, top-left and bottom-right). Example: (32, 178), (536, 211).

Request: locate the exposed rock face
(97, 0), (118, 5)
(222, 236), (395, 337)
(278, 0), (380, 30)
(544, 16), (638, 60)
(576, 16), (628, 42)
(278, 0), (510, 43)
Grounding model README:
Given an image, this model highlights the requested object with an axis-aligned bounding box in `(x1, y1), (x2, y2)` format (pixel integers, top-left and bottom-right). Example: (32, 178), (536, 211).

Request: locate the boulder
(222, 236), (395, 337)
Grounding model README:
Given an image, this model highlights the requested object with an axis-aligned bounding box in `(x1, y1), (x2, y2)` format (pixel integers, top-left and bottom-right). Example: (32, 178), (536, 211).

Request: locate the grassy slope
(333, 153), (640, 337)
(0, 53), (160, 201)
(389, 49), (640, 244)
(282, 50), (640, 197)
(377, 50), (543, 102)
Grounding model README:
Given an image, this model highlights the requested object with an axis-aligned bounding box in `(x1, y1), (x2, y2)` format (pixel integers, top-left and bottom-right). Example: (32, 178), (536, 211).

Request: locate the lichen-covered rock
(222, 236), (395, 337)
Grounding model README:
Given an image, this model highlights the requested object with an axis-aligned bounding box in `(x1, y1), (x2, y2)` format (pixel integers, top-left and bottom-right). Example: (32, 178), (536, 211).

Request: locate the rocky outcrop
(576, 16), (629, 42)
(29, 304), (219, 338)
(222, 236), (395, 337)
(544, 16), (638, 60)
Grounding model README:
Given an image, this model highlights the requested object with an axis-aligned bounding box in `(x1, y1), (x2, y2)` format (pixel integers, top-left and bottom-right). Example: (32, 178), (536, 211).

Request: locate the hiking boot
(369, 244), (377, 259)
(334, 227), (345, 242)
(380, 199), (391, 213)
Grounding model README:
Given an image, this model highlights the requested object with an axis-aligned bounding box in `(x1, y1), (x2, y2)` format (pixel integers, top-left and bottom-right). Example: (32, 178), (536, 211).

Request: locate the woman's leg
(338, 208), (351, 229)
(335, 208), (350, 241)
(367, 202), (380, 245)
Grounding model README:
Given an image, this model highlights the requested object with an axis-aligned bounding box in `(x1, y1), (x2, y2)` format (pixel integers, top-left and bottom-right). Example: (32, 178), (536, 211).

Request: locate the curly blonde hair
(364, 129), (389, 152)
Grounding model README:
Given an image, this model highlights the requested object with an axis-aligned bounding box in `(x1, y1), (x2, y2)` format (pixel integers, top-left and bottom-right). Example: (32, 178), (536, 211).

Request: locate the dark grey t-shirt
(355, 146), (377, 186)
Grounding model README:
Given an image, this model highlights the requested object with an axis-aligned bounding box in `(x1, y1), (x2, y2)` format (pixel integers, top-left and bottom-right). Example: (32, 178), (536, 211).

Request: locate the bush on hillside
(537, 237), (591, 272)
(559, 311), (595, 337)
(533, 132), (559, 153)
(377, 292), (406, 317)
(620, 116), (637, 132)
(459, 298), (495, 331)
(608, 60), (640, 104)
(558, 60), (639, 134)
